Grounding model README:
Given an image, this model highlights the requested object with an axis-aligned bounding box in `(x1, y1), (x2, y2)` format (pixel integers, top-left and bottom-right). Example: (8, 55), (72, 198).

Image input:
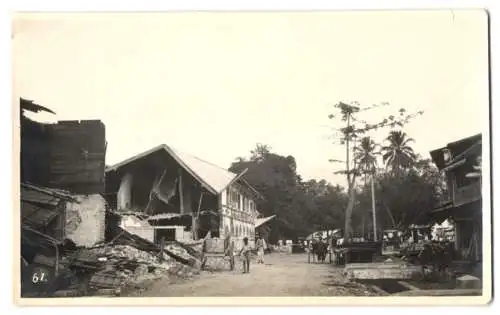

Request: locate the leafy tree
(370, 158), (444, 230)
(250, 143), (272, 162)
(302, 180), (348, 232)
(230, 145), (348, 242)
(230, 146), (307, 241)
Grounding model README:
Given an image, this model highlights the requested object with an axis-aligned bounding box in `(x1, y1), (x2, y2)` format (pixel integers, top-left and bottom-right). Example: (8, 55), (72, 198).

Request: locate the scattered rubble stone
(64, 237), (201, 296)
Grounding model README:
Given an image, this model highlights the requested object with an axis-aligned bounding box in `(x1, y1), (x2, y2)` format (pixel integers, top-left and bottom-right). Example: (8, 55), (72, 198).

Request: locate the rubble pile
(181, 240), (204, 255)
(69, 241), (200, 295)
(22, 212), (203, 297)
(41, 228), (204, 297)
(165, 243), (200, 268)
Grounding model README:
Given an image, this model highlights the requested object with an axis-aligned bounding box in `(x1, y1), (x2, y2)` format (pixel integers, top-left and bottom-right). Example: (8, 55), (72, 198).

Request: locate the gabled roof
(106, 144), (260, 197)
(429, 133), (482, 170)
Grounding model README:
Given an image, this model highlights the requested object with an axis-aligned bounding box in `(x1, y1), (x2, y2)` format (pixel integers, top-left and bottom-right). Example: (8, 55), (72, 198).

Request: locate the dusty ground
(129, 252), (382, 297)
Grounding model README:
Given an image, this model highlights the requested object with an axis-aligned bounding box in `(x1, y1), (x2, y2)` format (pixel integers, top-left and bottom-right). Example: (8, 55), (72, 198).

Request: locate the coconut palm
(381, 131), (417, 175)
(353, 136), (379, 180)
(353, 136), (380, 238)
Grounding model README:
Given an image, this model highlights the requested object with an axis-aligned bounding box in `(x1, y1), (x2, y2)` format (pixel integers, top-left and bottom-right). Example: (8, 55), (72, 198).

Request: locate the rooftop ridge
(167, 145), (237, 176)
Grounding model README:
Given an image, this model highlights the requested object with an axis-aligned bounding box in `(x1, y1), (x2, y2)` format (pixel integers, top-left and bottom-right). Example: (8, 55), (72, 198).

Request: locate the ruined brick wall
(65, 194), (106, 247)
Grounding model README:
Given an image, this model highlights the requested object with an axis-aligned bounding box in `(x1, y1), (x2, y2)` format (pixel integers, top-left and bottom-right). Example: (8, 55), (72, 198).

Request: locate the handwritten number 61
(32, 272), (47, 283)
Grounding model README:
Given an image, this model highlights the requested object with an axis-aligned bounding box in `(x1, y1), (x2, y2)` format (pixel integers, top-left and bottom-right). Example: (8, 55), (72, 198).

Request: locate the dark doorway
(154, 228), (175, 243)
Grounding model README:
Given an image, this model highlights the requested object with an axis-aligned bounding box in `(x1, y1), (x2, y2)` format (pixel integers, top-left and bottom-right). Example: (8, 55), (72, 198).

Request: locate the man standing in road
(240, 237), (251, 273)
(224, 233), (235, 271)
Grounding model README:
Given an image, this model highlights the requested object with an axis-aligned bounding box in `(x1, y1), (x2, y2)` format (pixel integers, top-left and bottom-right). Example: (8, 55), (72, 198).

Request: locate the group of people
(224, 234), (267, 274)
(306, 238), (330, 263)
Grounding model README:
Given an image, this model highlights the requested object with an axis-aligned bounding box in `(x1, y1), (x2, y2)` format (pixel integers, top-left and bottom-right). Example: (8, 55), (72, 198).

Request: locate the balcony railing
(221, 204), (258, 224)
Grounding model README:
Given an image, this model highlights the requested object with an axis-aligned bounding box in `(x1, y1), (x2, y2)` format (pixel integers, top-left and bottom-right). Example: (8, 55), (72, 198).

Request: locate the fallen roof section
(21, 182), (76, 202)
(20, 98), (56, 115)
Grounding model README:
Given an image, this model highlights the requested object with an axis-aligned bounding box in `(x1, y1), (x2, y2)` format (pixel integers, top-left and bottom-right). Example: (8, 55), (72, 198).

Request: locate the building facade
(105, 145), (267, 247)
(220, 181), (260, 239)
(430, 133), (482, 262)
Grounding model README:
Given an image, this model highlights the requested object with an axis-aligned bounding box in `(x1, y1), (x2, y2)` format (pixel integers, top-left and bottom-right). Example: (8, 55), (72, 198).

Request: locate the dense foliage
(229, 144), (348, 243)
(230, 134), (445, 243)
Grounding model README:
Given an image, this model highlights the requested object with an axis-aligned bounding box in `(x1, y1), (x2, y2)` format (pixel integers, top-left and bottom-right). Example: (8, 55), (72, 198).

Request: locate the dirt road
(131, 252), (381, 297)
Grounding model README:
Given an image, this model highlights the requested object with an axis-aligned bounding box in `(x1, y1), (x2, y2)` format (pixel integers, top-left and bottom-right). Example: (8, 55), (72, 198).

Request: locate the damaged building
(20, 98), (107, 247)
(429, 134), (482, 268)
(105, 145), (268, 247)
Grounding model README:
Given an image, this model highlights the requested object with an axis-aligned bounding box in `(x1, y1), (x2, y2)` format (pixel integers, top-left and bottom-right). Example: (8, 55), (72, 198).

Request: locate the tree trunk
(382, 201), (397, 228)
(344, 114), (353, 240)
(344, 183), (356, 241)
(371, 175), (377, 241)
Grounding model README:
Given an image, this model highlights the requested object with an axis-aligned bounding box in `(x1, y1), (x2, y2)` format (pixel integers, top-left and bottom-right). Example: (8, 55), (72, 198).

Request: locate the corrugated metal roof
(21, 201), (60, 227)
(21, 183), (75, 201)
(168, 146), (236, 193)
(21, 188), (60, 206)
(20, 184), (69, 228)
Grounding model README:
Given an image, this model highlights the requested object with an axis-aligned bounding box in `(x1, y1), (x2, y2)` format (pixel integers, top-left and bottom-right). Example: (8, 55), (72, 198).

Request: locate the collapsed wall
(66, 194), (106, 247)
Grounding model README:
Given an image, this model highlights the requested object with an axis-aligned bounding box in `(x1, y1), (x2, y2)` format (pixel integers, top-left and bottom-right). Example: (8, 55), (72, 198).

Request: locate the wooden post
(178, 168), (184, 214)
(371, 175), (377, 242)
(159, 237), (165, 262)
(192, 191), (204, 240)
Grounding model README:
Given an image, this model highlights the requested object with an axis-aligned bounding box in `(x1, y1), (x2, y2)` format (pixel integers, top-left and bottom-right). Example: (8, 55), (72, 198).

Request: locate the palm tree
(353, 136), (379, 240)
(381, 131), (417, 175)
(353, 136), (379, 181)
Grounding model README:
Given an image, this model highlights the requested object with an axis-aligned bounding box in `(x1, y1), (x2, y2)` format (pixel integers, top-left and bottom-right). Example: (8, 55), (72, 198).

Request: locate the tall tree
(328, 102), (423, 240)
(381, 130), (417, 174)
(352, 136), (379, 238)
(230, 145), (309, 242)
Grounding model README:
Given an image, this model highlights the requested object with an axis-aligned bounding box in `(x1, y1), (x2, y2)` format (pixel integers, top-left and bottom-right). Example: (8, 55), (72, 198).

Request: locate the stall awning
(255, 215), (276, 228)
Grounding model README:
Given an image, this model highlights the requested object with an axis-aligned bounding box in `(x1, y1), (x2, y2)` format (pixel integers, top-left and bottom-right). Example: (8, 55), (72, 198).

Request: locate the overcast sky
(13, 11), (488, 186)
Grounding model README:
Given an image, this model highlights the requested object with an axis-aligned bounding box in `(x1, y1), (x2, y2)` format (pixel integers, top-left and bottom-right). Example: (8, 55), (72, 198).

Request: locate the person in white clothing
(256, 236), (265, 264)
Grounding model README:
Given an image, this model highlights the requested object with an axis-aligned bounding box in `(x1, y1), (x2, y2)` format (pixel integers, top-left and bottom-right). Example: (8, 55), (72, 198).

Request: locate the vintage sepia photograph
(12, 10), (491, 305)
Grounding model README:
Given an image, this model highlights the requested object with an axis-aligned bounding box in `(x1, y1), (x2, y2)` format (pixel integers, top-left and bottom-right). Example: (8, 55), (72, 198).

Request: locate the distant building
(429, 133), (482, 262)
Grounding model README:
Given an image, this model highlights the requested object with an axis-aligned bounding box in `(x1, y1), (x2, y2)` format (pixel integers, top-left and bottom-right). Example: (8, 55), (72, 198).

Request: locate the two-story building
(429, 133), (482, 263)
(105, 144), (268, 247)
